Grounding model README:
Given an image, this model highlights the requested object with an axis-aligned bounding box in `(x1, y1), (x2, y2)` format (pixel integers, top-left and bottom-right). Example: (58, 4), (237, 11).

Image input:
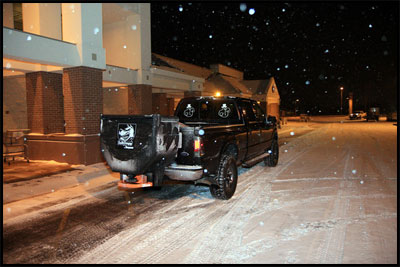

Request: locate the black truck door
(240, 100), (260, 159)
(252, 101), (273, 152)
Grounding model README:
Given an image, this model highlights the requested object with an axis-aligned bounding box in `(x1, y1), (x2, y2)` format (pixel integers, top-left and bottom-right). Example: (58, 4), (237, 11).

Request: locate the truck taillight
(194, 137), (204, 156)
(194, 139), (201, 152)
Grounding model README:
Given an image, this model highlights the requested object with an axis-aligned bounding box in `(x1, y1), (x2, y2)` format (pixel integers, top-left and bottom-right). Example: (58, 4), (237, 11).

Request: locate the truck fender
(220, 141), (239, 160)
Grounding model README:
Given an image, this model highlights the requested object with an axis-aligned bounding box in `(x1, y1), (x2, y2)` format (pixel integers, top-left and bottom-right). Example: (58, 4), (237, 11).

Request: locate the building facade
(3, 3), (279, 165)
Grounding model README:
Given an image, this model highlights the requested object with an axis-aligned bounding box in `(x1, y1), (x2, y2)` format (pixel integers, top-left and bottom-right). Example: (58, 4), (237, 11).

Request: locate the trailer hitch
(118, 174), (153, 190)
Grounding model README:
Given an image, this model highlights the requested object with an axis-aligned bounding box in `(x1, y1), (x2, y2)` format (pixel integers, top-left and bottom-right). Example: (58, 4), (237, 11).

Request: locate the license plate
(117, 123), (136, 150)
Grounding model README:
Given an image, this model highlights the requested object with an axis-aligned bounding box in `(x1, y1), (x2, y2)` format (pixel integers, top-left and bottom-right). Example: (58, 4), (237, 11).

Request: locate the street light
(340, 86), (344, 115)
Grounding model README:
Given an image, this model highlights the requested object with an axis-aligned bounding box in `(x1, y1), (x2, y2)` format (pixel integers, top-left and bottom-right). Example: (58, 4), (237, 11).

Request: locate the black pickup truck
(100, 96), (279, 200)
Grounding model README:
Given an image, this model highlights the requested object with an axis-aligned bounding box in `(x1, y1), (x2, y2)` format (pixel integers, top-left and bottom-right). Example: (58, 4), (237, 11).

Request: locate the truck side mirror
(266, 115), (277, 125)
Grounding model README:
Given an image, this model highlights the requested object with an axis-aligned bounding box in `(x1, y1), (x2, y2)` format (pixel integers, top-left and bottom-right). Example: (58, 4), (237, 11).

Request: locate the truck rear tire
(210, 154), (238, 200)
(264, 139), (279, 167)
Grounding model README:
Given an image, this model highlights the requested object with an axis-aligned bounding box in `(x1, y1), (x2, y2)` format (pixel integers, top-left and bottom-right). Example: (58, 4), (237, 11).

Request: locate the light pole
(340, 86), (344, 114)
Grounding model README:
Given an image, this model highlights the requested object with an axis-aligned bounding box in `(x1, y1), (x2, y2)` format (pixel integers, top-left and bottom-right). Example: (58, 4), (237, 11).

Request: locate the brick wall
(26, 71), (64, 134)
(63, 66), (103, 135)
(152, 93), (168, 115)
(167, 97), (175, 116)
(127, 84), (152, 115)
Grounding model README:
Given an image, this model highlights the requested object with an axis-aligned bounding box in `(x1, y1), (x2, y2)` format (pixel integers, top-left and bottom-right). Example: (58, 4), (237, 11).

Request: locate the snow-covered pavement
(3, 119), (397, 264)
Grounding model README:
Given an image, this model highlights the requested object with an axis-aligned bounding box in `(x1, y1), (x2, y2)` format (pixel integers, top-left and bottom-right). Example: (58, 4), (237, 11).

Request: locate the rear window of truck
(175, 99), (242, 124)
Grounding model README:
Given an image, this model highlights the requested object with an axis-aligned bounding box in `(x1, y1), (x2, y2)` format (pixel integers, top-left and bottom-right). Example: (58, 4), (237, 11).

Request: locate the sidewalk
(3, 159), (77, 184)
(3, 159), (115, 204)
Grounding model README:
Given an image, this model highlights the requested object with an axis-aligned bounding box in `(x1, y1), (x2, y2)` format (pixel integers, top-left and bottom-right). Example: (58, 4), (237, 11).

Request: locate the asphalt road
(2, 120), (397, 264)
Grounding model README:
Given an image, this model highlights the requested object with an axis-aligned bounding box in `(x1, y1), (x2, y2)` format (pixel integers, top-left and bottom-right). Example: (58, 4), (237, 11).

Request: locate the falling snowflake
(290, 132), (295, 136)
(240, 3), (247, 12)
(352, 169), (357, 174)
(93, 27), (100, 35)
(249, 8), (255, 15)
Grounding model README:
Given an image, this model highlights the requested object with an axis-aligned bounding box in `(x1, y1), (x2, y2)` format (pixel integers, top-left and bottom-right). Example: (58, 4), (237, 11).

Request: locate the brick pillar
(26, 71), (64, 134)
(63, 66), (103, 135)
(167, 98), (175, 116)
(127, 84), (152, 115)
(152, 93), (168, 115)
(184, 91), (202, 97)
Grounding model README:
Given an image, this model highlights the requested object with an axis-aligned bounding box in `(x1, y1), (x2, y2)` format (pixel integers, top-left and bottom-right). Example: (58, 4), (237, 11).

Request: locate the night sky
(151, 2), (398, 114)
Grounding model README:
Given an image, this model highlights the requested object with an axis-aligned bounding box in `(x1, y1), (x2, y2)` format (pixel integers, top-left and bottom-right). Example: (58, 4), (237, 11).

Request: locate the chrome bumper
(164, 164), (203, 181)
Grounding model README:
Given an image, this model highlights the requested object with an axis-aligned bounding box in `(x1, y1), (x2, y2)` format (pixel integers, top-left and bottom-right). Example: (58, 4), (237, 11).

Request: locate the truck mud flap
(118, 175), (153, 190)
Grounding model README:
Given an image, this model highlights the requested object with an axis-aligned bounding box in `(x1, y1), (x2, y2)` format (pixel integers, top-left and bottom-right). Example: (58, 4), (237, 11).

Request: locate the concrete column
(127, 84), (152, 115)
(61, 3), (105, 69)
(102, 3), (151, 84)
(63, 66), (103, 135)
(152, 93), (168, 115)
(22, 3), (62, 39)
(26, 71), (64, 134)
(3, 3), (14, 28)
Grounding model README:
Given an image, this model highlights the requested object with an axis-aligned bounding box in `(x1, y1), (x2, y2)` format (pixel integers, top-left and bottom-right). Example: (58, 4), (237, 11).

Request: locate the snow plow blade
(118, 175), (153, 190)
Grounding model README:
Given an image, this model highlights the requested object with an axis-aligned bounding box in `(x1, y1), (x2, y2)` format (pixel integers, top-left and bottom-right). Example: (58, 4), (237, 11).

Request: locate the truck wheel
(210, 154), (238, 200)
(265, 139), (279, 167)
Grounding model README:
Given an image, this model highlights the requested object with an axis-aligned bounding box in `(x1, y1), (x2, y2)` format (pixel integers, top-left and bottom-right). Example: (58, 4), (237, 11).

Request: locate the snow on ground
(3, 119), (397, 264)
(68, 120), (397, 264)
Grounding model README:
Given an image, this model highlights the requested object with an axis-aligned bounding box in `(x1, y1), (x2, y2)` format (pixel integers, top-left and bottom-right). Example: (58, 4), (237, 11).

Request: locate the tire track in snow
(183, 141), (319, 263)
(72, 165), (273, 263)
